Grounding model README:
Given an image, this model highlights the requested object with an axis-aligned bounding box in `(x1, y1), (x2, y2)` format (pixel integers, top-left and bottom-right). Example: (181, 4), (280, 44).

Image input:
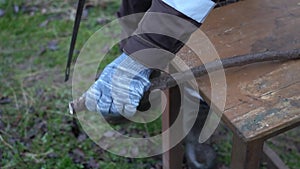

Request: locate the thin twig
(0, 134), (14, 151)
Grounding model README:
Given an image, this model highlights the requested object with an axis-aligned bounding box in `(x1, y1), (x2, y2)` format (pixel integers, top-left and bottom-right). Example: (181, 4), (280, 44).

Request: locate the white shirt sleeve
(162, 0), (215, 23)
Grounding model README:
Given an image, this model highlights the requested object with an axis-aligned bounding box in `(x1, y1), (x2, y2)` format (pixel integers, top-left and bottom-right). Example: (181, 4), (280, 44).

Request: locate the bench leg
(162, 86), (184, 169)
(230, 134), (264, 169)
(163, 145), (184, 169)
(262, 144), (289, 169)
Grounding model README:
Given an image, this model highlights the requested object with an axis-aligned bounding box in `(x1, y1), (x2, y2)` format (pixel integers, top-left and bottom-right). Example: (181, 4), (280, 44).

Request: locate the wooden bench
(162, 0), (300, 168)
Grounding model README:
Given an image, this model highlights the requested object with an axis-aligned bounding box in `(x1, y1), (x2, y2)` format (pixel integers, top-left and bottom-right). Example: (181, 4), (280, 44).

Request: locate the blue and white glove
(85, 53), (152, 117)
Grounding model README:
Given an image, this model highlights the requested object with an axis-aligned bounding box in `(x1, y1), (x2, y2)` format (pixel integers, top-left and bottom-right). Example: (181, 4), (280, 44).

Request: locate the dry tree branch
(150, 49), (300, 90)
(70, 48), (300, 113)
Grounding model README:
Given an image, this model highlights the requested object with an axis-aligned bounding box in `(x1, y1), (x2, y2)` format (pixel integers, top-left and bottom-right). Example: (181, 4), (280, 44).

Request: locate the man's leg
(183, 84), (216, 169)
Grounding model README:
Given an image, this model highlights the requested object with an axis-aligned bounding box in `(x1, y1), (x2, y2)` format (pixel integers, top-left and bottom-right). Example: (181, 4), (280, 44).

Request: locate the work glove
(85, 53), (152, 118)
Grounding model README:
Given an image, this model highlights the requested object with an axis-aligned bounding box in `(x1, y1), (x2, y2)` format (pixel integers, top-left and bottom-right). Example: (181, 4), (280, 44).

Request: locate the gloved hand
(85, 53), (152, 117)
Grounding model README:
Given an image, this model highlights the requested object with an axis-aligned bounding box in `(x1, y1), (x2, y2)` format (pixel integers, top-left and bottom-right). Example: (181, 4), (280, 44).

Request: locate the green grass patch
(0, 0), (160, 168)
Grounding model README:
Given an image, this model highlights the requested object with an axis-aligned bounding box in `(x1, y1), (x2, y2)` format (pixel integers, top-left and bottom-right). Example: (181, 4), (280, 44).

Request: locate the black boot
(185, 100), (216, 169)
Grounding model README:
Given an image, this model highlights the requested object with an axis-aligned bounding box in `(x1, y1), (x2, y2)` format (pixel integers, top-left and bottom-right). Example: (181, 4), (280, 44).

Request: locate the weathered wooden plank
(177, 0), (300, 141)
(226, 62), (300, 140)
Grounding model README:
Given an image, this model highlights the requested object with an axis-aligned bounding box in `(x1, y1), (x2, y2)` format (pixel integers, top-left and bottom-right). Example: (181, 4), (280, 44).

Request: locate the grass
(0, 0), (299, 169)
(0, 0), (160, 168)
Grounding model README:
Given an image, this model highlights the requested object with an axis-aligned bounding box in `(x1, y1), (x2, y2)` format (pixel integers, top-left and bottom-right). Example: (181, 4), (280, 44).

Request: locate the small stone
(0, 9), (5, 17)
(96, 18), (110, 25)
(82, 9), (88, 19)
(87, 158), (99, 168)
(39, 20), (49, 27)
(14, 5), (19, 13)
(131, 146), (139, 157)
(0, 97), (11, 104)
(47, 152), (58, 158)
(77, 133), (87, 142)
(103, 131), (115, 137)
(119, 148), (127, 156)
(47, 40), (59, 51)
(41, 8), (47, 14)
